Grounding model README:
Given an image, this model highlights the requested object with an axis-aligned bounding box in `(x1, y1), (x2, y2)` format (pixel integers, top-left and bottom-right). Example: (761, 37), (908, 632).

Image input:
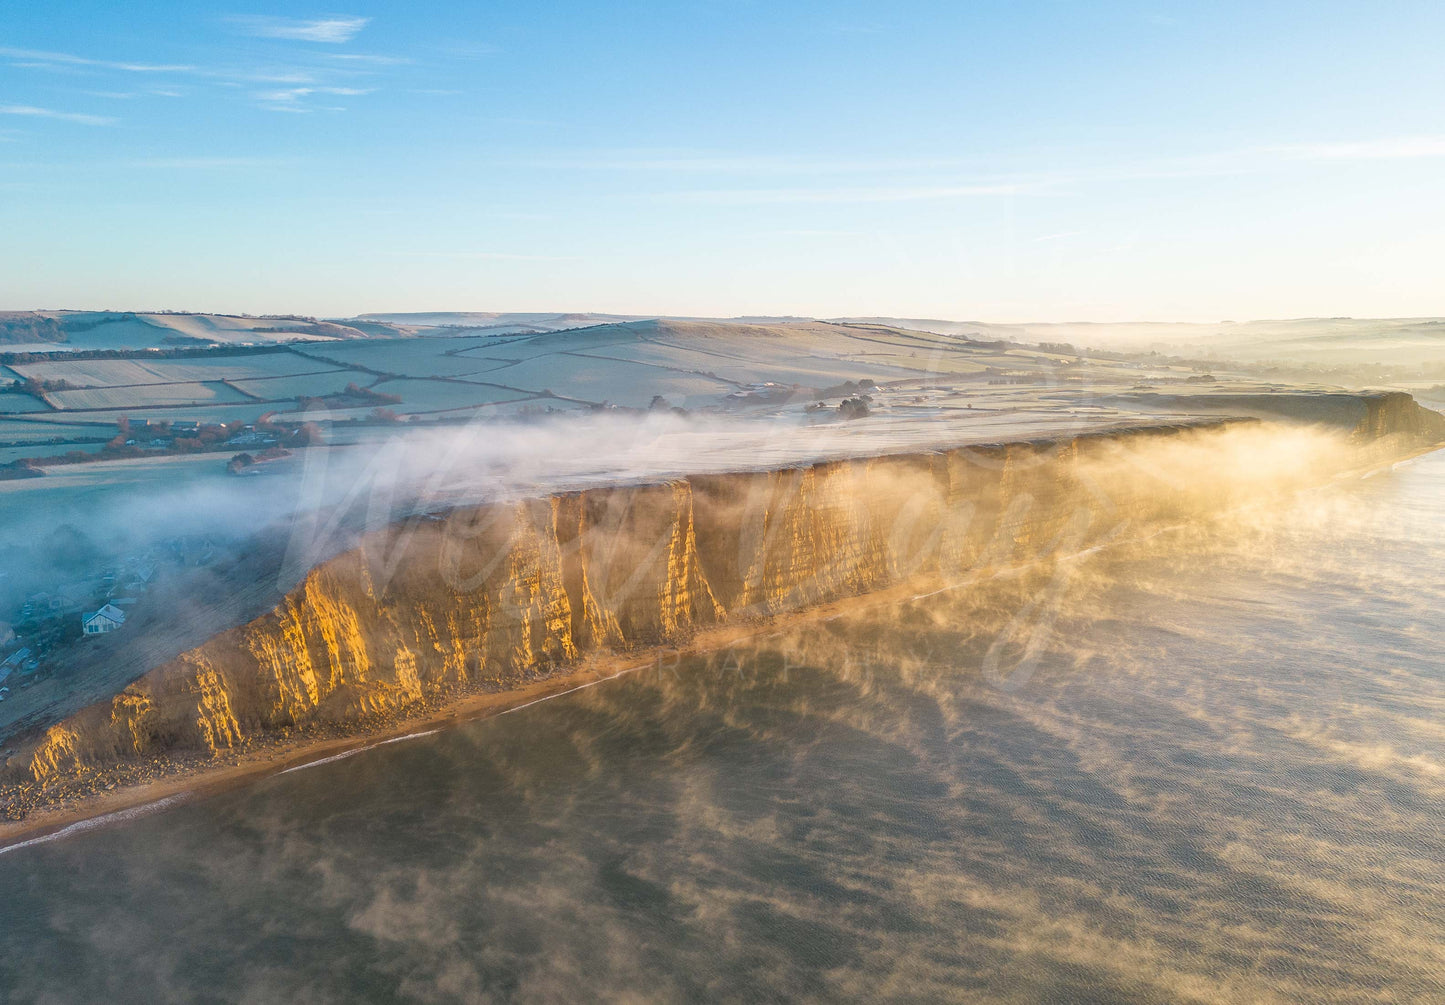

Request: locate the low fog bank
(1, 406), (1138, 734)
(0, 401), (1404, 766)
(0, 390), (1432, 752)
(0, 389), (1428, 634)
(0, 407), (1122, 610)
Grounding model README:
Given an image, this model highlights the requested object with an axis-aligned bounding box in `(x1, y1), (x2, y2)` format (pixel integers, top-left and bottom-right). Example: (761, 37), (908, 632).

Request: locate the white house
(82, 604), (126, 636)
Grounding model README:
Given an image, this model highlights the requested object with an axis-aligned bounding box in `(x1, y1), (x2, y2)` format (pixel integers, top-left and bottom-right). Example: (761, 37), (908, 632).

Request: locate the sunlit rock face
(1355, 390), (1445, 444)
(9, 393), (1444, 789)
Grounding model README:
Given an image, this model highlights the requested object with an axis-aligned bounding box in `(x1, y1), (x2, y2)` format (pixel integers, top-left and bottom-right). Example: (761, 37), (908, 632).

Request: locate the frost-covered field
(291, 338), (526, 378)
(0, 419), (112, 443)
(7, 315), (1405, 487)
(473, 355), (735, 407)
(45, 381), (255, 411)
(47, 404), (278, 425)
(363, 378), (535, 412)
(13, 353), (340, 387)
(226, 373), (367, 401)
(134, 314), (306, 337)
(0, 394), (52, 414)
(0, 319), (1192, 434)
(0, 311), (381, 352)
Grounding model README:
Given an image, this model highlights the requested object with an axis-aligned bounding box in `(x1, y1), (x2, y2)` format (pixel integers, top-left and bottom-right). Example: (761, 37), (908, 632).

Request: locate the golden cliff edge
(5, 392), (1442, 818)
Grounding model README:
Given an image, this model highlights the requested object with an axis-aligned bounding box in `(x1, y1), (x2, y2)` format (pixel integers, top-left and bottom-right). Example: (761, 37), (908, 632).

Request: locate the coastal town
(0, 534), (220, 700)
(0, 413), (306, 481)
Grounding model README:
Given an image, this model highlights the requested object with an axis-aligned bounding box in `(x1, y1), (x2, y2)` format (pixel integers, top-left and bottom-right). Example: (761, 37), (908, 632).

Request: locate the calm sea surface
(2, 451), (1443, 1003)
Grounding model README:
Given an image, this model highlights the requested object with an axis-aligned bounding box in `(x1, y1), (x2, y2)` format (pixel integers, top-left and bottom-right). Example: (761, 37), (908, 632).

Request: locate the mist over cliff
(5, 445), (1445, 1003)
(6, 390), (1440, 809)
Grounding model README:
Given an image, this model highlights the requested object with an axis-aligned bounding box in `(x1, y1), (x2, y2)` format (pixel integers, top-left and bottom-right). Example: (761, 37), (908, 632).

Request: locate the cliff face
(1355, 390), (1445, 445)
(11, 399), (1444, 788)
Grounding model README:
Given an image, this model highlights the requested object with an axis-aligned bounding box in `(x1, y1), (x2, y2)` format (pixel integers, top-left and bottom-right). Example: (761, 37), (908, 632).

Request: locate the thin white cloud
(322, 52), (411, 65)
(525, 136), (1445, 204)
(253, 85), (373, 111)
(665, 182), (1029, 205)
(527, 152), (982, 174)
(256, 86), (372, 100)
(0, 46), (194, 73)
(1277, 137), (1445, 161)
(80, 88), (183, 100)
(0, 104), (116, 126)
(230, 70), (319, 85)
(0, 45), (327, 90)
(1083, 136), (1445, 181)
(121, 156), (295, 170)
(229, 15), (371, 44)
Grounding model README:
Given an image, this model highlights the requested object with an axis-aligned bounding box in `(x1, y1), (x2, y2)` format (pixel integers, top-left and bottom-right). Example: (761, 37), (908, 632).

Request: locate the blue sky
(3, 2), (1443, 320)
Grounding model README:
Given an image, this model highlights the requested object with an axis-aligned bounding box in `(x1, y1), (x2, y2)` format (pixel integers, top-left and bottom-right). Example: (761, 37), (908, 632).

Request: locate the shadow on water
(1, 454), (1443, 1002)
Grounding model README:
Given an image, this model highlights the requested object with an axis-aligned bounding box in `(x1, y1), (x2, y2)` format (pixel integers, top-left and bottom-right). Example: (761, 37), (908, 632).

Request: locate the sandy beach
(0, 581), (932, 853)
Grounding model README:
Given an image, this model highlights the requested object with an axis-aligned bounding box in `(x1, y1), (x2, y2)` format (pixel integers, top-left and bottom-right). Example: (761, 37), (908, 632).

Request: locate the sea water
(1, 451), (1442, 1003)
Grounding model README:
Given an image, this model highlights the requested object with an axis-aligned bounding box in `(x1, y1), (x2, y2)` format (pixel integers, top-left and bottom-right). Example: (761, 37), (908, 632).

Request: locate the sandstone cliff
(7, 394), (1443, 795)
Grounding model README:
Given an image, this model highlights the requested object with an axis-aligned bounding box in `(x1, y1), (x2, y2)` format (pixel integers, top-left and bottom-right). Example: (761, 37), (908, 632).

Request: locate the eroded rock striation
(7, 393), (1443, 797)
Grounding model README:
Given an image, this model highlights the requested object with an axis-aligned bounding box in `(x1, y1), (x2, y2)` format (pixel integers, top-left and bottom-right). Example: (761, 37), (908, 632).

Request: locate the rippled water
(2, 452), (1442, 1003)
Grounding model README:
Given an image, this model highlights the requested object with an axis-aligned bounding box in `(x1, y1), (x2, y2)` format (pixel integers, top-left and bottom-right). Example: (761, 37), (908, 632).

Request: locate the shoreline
(0, 580), (929, 853)
(4, 430), (1440, 855)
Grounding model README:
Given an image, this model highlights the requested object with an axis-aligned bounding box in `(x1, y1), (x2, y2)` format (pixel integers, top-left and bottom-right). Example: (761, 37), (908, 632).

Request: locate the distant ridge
(0, 311), (397, 349)
(4, 309), (1445, 372)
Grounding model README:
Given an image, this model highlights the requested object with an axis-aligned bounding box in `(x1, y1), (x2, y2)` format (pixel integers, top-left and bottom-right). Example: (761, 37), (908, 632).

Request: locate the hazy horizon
(8, 307), (1445, 327)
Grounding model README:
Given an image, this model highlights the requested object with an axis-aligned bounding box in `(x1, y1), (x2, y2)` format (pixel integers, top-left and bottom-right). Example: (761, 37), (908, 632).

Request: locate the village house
(20, 592), (65, 622)
(225, 429), (275, 448)
(124, 558), (157, 586)
(0, 647), (36, 681)
(170, 537), (217, 567)
(81, 603), (126, 636)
